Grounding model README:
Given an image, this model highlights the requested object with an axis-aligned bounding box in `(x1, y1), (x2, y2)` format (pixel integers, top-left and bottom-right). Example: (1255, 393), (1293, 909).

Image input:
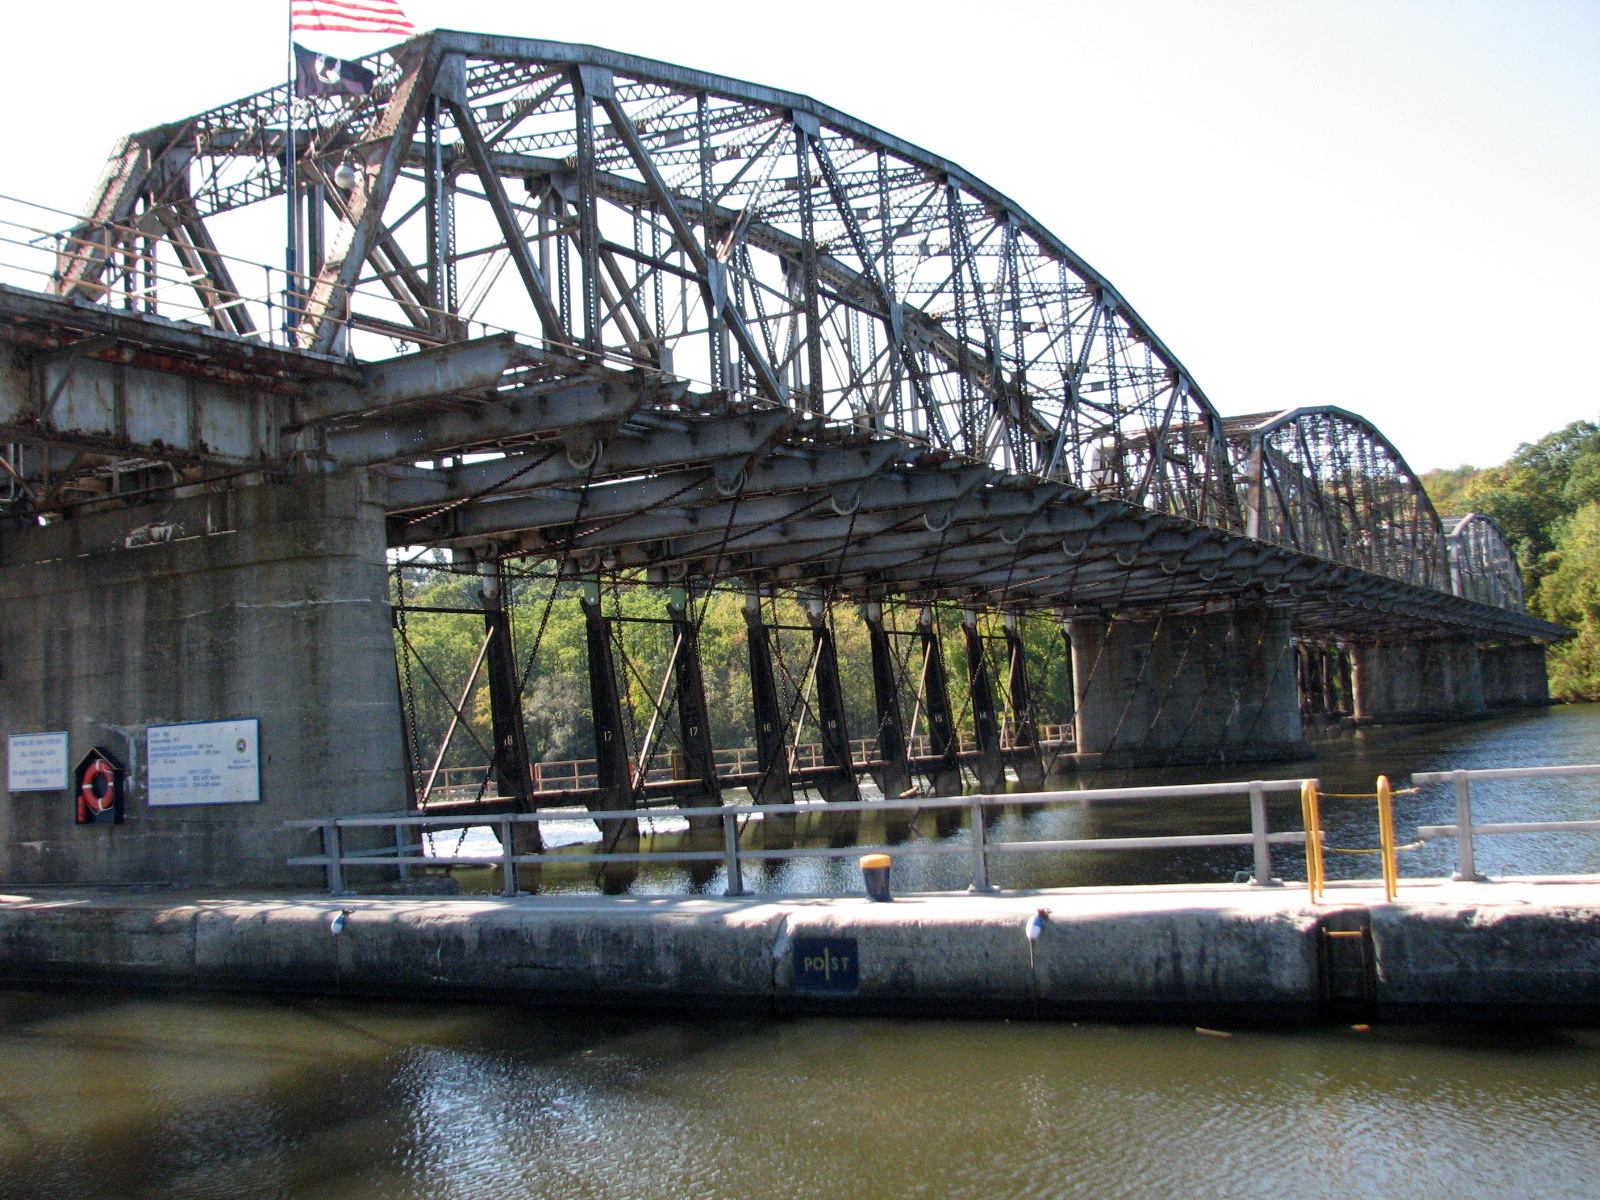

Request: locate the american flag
(291, 0), (415, 37)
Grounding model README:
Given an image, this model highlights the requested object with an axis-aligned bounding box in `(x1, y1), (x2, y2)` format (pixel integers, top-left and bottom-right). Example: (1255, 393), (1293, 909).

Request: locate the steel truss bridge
(0, 31), (1564, 810)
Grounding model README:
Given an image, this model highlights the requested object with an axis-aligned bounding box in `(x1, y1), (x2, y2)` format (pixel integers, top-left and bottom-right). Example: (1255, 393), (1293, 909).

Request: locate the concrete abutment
(0, 472), (407, 889)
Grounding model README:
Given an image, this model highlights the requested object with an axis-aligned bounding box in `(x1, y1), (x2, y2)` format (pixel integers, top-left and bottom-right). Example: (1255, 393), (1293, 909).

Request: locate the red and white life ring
(77, 757), (116, 821)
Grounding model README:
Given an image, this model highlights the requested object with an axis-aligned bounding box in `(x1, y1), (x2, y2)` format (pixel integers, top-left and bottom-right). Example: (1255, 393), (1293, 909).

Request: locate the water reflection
(2, 987), (1598, 1200)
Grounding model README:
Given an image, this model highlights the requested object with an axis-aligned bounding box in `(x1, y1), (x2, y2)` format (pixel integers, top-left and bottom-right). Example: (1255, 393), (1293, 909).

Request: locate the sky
(1, 0), (1595, 473)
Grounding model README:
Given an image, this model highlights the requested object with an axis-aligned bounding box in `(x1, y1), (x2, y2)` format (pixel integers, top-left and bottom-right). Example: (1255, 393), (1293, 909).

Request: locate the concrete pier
(1480, 642), (1553, 710)
(2, 878), (1598, 1024)
(1070, 607), (1310, 768)
(0, 474), (406, 890)
(1351, 637), (1553, 724)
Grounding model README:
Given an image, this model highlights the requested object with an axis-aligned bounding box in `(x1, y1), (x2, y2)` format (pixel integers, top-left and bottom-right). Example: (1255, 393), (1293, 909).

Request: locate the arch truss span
(56, 29), (1241, 515)
(26, 30), (1557, 646)
(1444, 513), (1525, 613)
(1120, 406), (1453, 592)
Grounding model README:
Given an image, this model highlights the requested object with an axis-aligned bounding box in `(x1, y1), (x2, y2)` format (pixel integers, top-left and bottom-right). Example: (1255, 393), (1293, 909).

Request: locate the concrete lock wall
(1350, 638), (1487, 723)
(1070, 606), (1309, 768)
(0, 471), (407, 888)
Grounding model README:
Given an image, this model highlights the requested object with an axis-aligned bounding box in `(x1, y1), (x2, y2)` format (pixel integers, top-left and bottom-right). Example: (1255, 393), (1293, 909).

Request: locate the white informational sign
(147, 719), (261, 807)
(7, 732), (69, 792)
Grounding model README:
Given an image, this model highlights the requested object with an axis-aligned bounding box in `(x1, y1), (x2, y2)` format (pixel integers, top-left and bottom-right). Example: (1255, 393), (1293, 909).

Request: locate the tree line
(1422, 419), (1600, 699)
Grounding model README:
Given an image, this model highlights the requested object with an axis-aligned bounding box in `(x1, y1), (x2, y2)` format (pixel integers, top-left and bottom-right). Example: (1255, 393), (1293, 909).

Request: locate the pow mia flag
(293, 43), (376, 97)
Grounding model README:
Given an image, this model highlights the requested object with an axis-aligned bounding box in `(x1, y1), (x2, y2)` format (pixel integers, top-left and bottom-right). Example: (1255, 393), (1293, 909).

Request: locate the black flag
(294, 44), (376, 98)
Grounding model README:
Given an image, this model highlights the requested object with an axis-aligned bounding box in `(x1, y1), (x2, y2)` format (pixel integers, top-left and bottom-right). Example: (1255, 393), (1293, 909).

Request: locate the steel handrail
(1412, 762), (1600, 882)
(286, 777), (1318, 897)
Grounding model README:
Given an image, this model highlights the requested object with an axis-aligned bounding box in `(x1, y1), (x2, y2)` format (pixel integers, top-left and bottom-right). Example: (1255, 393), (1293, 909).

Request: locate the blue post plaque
(793, 936), (859, 993)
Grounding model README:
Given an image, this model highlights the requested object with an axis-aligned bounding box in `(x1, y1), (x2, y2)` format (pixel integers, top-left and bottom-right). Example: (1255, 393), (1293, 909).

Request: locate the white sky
(2, 0), (1595, 472)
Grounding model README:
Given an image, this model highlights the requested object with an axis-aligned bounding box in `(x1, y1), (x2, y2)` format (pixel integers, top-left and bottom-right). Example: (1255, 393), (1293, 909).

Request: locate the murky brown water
(11, 705), (1600, 1198)
(1, 988), (1598, 1199)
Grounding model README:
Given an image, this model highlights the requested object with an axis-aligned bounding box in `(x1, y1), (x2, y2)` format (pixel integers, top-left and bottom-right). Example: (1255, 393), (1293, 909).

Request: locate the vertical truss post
(668, 587), (721, 818)
(423, 95), (446, 338)
(744, 590), (793, 805)
(962, 610), (1006, 795)
(582, 580), (633, 814)
(697, 93), (727, 391)
(1003, 612), (1045, 789)
(863, 601), (911, 800)
(573, 65), (607, 352)
(806, 596), (859, 803)
(479, 558), (534, 822)
(794, 113), (824, 412)
(919, 606), (963, 796)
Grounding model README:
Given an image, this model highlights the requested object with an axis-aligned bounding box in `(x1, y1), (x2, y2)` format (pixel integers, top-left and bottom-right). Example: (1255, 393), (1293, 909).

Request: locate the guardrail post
(395, 822), (411, 880)
(1451, 769), (1487, 881)
(969, 796), (997, 893)
(500, 819), (518, 897)
(321, 822), (346, 895)
(1248, 782), (1280, 886)
(1376, 775), (1399, 902)
(722, 809), (746, 897)
(1299, 780), (1325, 902)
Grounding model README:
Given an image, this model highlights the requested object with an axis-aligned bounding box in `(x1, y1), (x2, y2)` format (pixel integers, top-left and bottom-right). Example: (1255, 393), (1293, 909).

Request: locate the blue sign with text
(793, 936), (859, 993)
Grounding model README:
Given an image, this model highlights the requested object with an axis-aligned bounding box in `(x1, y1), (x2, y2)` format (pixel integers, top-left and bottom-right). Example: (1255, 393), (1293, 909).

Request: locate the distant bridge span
(0, 33), (1565, 886)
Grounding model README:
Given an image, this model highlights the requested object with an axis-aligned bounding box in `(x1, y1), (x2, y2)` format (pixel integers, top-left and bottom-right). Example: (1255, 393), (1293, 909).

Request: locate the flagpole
(285, 2), (298, 338)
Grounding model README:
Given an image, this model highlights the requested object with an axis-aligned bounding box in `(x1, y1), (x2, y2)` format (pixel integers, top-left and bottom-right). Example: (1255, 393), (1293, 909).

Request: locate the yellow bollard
(1375, 775), (1398, 902)
(1299, 780), (1325, 903)
(860, 853), (893, 902)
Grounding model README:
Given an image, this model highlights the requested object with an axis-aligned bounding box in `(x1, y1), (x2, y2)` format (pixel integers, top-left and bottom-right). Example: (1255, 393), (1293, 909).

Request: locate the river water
(8, 704), (1600, 1199)
(466, 700), (1600, 896)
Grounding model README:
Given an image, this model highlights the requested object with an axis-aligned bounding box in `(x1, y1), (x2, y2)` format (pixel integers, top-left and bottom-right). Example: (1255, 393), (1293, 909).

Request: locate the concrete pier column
(917, 607), (964, 796)
(805, 598), (859, 803)
(1349, 638), (1486, 724)
(863, 602), (912, 800)
(962, 610), (1006, 794)
(0, 473), (409, 889)
(1070, 606), (1309, 769)
(1479, 642), (1552, 710)
(743, 591), (793, 805)
(1003, 613), (1045, 789)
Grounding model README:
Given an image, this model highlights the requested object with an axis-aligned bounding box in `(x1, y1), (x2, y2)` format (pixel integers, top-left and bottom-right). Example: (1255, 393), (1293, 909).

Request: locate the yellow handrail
(1376, 775), (1399, 901)
(1300, 779), (1325, 902)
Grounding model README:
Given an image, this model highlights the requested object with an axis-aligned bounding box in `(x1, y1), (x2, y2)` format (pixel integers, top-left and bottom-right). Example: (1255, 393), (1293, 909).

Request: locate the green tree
(1452, 420), (1600, 587)
(1532, 501), (1600, 700)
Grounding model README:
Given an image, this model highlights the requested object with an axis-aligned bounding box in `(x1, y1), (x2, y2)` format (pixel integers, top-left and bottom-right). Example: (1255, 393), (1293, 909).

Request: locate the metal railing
(289, 777), (1316, 897)
(0, 191), (511, 356)
(1413, 763), (1600, 882)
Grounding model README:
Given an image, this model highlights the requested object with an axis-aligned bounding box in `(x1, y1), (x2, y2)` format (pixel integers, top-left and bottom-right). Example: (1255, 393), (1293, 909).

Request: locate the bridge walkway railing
(419, 725), (1075, 806)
